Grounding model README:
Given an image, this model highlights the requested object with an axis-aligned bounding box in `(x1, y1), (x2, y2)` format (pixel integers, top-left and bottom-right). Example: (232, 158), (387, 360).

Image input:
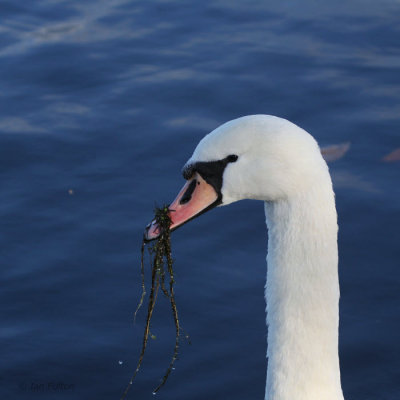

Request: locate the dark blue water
(1, 1), (399, 399)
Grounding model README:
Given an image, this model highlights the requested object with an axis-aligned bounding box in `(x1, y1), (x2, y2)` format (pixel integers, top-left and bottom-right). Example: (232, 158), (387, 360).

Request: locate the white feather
(187, 115), (345, 400)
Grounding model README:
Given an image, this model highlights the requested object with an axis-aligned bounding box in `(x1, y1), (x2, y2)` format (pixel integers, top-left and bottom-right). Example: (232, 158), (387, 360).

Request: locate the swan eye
(227, 154), (238, 163)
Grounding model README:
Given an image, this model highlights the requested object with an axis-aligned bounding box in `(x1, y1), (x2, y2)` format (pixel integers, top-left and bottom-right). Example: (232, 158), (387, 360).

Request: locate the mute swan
(145, 115), (345, 400)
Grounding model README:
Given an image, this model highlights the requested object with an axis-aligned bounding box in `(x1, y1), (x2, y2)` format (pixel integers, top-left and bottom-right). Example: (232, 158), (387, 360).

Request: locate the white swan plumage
(146, 115), (345, 400)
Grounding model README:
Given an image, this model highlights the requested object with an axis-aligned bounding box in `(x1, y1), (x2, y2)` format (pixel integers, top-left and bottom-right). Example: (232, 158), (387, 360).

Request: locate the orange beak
(144, 172), (219, 241)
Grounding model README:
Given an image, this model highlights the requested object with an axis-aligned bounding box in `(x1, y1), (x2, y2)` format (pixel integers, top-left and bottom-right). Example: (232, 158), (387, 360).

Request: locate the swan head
(145, 115), (329, 240)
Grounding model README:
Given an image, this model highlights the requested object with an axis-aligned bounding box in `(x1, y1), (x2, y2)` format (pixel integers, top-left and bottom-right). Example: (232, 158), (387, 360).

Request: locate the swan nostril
(180, 179), (197, 205)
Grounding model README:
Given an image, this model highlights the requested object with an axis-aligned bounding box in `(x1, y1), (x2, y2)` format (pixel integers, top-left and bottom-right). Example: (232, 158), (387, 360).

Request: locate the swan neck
(264, 184), (344, 400)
